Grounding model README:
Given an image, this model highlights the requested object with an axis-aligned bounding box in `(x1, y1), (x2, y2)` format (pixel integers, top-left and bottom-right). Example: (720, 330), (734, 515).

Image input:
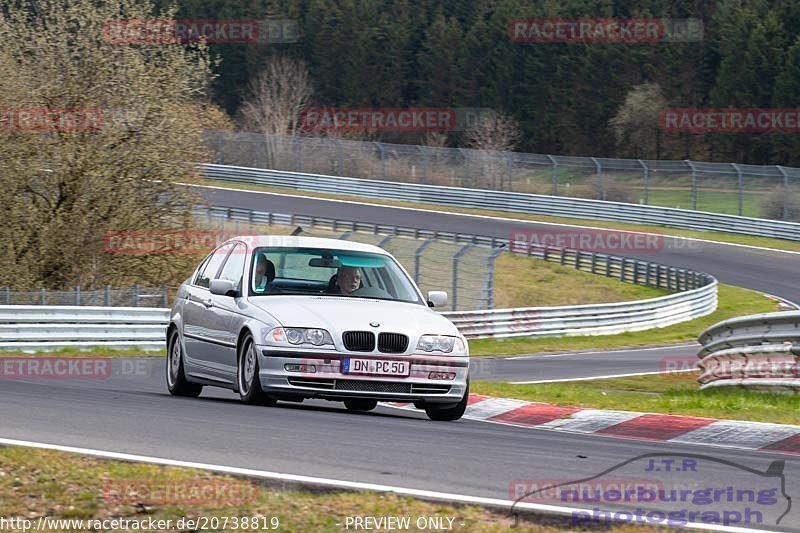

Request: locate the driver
(335, 266), (361, 295)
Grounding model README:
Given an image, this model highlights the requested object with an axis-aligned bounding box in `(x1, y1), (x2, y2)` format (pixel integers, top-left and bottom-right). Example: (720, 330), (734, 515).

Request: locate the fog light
(428, 371), (456, 380)
(285, 363), (316, 373)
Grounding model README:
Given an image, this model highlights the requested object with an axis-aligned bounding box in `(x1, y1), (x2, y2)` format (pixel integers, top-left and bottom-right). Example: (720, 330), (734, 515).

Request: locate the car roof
(225, 235), (390, 255)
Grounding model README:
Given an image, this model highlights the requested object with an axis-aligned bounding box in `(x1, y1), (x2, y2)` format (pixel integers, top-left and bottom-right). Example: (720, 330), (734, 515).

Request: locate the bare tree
(463, 112), (521, 189)
(239, 56), (313, 169)
(609, 83), (666, 159)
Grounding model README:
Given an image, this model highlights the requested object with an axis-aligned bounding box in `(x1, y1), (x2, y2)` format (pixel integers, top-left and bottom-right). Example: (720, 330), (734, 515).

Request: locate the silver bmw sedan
(167, 235), (470, 421)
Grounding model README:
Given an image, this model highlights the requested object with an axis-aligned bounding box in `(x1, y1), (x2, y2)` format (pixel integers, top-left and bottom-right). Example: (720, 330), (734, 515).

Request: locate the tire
(425, 381), (469, 421)
(166, 329), (203, 397)
(344, 399), (378, 412)
(238, 334), (277, 406)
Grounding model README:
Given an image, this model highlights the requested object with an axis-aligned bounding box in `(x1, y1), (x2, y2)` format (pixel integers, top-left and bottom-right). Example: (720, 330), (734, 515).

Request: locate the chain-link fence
(204, 131), (800, 221)
(0, 286), (169, 307)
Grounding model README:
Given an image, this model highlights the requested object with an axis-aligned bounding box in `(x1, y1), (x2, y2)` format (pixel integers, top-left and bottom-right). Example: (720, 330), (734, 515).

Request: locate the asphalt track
(0, 361), (797, 531)
(196, 185), (800, 303)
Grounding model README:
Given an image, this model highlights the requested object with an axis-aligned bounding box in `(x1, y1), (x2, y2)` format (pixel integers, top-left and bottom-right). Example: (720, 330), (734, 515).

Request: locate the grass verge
(469, 284), (779, 356)
(202, 179), (800, 253)
(472, 372), (800, 425)
(0, 447), (660, 532)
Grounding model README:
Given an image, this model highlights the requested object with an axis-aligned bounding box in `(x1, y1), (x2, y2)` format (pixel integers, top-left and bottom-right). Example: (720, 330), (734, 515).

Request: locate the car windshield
(250, 247), (423, 304)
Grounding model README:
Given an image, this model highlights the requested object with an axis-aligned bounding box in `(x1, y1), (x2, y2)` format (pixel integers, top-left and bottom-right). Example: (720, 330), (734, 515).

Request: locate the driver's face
(338, 268), (361, 294)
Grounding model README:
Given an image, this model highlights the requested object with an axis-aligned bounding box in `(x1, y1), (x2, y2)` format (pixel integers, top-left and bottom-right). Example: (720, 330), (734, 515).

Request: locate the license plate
(342, 358), (409, 376)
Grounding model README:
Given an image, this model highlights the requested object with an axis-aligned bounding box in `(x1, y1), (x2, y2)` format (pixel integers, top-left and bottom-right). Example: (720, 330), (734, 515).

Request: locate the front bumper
(257, 346), (469, 404)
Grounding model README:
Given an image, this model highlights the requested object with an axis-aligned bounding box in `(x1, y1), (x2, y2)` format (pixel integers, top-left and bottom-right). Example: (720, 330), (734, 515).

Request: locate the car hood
(248, 295), (459, 338)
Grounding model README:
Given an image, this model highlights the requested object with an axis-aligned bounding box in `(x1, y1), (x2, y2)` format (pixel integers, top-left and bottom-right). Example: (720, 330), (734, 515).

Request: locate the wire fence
(204, 131), (800, 221)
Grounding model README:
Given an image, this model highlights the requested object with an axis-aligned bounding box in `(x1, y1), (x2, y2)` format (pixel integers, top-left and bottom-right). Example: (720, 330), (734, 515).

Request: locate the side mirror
(427, 290), (448, 308)
(209, 279), (239, 297)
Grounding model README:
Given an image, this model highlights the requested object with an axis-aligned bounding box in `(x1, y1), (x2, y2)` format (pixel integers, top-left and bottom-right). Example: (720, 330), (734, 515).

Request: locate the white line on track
(188, 182), (800, 257)
(0, 437), (775, 533)
(509, 368), (698, 384)
(505, 343), (699, 360)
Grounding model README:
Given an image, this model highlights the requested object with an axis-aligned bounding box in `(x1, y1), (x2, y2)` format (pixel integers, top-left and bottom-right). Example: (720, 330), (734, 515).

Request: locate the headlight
(267, 327), (334, 347)
(416, 335), (465, 354)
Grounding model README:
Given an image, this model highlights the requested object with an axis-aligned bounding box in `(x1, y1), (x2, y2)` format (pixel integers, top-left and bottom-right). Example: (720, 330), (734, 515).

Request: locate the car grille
(335, 380), (411, 393)
(343, 331), (375, 352)
(378, 332), (408, 354)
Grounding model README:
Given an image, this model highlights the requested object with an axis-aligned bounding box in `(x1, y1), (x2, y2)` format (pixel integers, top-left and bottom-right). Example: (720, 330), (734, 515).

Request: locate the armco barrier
(697, 311), (800, 390)
(201, 163), (800, 241)
(0, 305), (169, 351)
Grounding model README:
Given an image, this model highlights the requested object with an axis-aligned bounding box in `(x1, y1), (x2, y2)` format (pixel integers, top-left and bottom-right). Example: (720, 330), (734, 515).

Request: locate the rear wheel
(344, 399), (378, 412)
(166, 329), (203, 397)
(238, 334), (277, 406)
(425, 381), (469, 421)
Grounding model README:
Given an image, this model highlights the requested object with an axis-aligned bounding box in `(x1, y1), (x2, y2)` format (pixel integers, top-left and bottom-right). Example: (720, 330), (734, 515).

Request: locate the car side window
(218, 243), (246, 288)
(194, 243), (233, 288)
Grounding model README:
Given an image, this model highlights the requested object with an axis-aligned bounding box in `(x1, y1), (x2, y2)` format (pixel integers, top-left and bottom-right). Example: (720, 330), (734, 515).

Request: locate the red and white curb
(386, 395), (800, 455)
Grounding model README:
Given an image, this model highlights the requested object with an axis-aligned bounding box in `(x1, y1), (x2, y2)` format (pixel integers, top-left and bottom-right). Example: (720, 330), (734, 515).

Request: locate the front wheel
(425, 381), (469, 421)
(166, 329), (203, 397)
(344, 399), (378, 412)
(238, 334), (277, 406)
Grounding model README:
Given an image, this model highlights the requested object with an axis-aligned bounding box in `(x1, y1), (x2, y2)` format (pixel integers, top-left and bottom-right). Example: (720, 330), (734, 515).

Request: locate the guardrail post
(638, 159), (649, 204)
(414, 239), (434, 284)
(133, 284), (140, 307)
(644, 261), (651, 286)
(633, 261), (639, 285)
(294, 139), (302, 172)
(619, 258), (627, 281)
(74, 286), (80, 306)
(778, 166), (790, 221)
(732, 163), (743, 216)
(162, 285), (168, 307)
(591, 157), (603, 200)
(687, 160), (698, 210)
(452, 244), (472, 311)
(590, 253), (597, 273)
(546, 155), (558, 194)
(2, 287), (8, 305)
(40, 288), (46, 305)
(459, 148), (468, 188)
(104, 284), (111, 306)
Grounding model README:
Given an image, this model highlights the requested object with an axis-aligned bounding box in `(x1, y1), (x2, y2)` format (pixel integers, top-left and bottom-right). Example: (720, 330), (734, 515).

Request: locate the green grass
(493, 253), (668, 308)
(203, 178), (800, 253)
(0, 446), (660, 532)
(639, 189), (762, 218)
(470, 284), (779, 356)
(472, 372), (800, 425)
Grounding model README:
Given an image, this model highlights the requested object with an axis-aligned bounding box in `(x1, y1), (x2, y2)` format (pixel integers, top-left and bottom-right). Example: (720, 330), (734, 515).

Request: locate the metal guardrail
(0, 306), (168, 351)
(0, 285), (169, 307)
(202, 164), (800, 242)
(205, 132), (800, 220)
(697, 312), (800, 390)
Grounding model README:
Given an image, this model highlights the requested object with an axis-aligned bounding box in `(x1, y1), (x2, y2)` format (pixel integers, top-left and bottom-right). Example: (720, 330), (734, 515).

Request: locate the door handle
(203, 298), (213, 308)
